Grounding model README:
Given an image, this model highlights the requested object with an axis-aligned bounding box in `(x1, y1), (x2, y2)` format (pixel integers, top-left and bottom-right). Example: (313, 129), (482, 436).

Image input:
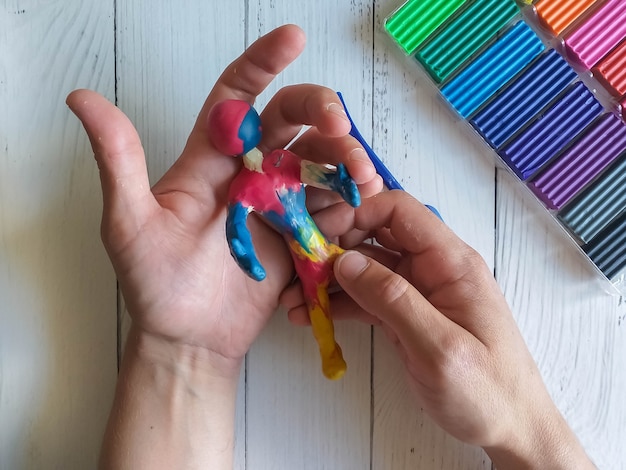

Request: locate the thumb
(334, 250), (453, 352)
(67, 89), (157, 243)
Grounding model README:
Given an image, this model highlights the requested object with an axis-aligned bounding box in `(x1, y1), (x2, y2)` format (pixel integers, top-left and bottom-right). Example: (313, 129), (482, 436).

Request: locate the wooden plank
(0, 1), (117, 468)
(4, 2), (623, 469)
(114, 1), (248, 467)
(496, 170), (626, 469)
(245, 2), (375, 469)
(372, 337), (492, 470)
(371, 0), (495, 467)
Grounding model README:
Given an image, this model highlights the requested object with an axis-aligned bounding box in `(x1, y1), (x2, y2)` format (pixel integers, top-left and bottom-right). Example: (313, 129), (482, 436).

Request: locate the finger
(281, 280), (382, 326)
(287, 306), (311, 326)
(305, 175), (382, 215)
(334, 250), (464, 358)
(338, 228), (373, 251)
(156, 25), (307, 204)
(287, 293), (381, 326)
(66, 89), (157, 246)
(308, 202), (372, 248)
(290, 129), (377, 186)
(309, 203), (374, 249)
(353, 243), (402, 269)
(349, 192), (511, 340)
(258, 84), (352, 152)
(306, 186), (344, 214)
(194, 24), (307, 137)
(372, 226), (404, 253)
(353, 174), (384, 199)
(281, 243), (401, 321)
(352, 192), (491, 294)
(280, 243), (402, 294)
(292, 129), (384, 198)
(279, 281), (305, 310)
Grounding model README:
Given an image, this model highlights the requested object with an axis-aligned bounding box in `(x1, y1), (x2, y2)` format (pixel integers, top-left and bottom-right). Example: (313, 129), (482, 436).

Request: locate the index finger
(346, 191), (512, 339)
(191, 24), (306, 138)
(154, 25), (306, 202)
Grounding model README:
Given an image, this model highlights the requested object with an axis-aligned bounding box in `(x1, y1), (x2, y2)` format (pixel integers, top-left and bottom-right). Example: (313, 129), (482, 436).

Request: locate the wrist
(128, 326), (244, 384)
(99, 325), (242, 470)
(484, 405), (595, 470)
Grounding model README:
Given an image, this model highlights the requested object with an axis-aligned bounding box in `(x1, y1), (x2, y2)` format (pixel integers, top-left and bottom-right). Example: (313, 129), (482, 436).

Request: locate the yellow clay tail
(309, 302), (346, 380)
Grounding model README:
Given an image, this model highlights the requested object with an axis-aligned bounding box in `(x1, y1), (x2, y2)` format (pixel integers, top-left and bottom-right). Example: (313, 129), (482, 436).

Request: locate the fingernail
(349, 147), (368, 163)
(337, 251), (369, 279)
(349, 147), (376, 182)
(327, 102), (350, 123)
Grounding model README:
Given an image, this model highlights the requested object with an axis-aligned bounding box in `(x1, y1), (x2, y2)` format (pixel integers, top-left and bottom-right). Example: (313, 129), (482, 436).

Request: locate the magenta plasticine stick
(564, 0), (626, 69)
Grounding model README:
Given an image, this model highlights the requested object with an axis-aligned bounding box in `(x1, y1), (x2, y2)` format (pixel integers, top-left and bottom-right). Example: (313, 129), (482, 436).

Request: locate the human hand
(66, 24), (381, 375)
(282, 191), (594, 469)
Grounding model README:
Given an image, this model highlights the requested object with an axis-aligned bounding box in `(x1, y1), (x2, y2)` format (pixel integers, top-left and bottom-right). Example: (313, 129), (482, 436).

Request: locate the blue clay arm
(330, 163), (361, 208)
(300, 161), (361, 208)
(226, 202), (266, 281)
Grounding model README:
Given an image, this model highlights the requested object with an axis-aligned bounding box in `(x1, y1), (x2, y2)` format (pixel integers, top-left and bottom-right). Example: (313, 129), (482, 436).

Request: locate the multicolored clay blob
(207, 99), (361, 380)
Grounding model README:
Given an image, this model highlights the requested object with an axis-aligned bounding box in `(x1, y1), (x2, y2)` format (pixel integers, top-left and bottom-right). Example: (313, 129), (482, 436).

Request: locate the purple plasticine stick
(529, 113), (626, 210)
(564, 0), (626, 69)
(499, 82), (603, 180)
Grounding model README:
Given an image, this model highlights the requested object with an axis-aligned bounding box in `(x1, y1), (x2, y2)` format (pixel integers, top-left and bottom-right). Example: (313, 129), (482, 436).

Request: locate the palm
(104, 135), (300, 358)
(68, 25), (380, 361)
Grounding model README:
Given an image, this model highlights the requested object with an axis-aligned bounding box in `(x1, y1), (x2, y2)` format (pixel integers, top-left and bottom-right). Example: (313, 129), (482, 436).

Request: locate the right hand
(282, 190), (594, 469)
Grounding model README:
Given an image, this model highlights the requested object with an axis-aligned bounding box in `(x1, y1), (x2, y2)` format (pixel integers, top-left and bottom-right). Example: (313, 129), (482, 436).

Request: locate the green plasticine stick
(416, 0), (520, 84)
(385, 0), (467, 54)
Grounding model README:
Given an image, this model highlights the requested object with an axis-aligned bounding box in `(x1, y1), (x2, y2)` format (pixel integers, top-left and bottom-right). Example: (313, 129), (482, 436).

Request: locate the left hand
(67, 24), (382, 373)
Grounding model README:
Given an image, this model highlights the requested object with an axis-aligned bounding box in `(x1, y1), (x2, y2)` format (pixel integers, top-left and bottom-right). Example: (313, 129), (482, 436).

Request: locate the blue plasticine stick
(336, 92), (403, 190)
(336, 92), (442, 221)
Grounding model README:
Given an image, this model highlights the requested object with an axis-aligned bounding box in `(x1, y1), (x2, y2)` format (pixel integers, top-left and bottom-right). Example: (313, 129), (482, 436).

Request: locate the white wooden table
(2, 1), (625, 468)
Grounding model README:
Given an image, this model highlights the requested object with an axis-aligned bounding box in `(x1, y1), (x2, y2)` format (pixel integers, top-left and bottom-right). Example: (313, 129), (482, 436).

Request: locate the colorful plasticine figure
(207, 99), (361, 380)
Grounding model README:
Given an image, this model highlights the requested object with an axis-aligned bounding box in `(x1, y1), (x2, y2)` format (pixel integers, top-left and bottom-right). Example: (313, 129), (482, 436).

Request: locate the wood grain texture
(114, 1), (248, 467)
(244, 3), (374, 469)
(371, 0), (494, 468)
(496, 170), (626, 469)
(3, 0), (626, 469)
(0, 1), (117, 468)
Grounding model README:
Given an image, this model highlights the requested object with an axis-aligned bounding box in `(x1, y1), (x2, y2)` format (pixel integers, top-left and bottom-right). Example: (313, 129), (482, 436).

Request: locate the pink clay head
(207, 99), (263, 156)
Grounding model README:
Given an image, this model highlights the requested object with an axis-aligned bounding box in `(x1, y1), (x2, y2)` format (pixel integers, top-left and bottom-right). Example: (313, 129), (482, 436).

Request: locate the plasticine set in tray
(384, 0), (626, 295)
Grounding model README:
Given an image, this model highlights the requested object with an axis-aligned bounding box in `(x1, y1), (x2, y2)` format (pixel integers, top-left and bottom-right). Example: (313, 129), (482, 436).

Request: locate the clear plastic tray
(384, 0), (626, 295)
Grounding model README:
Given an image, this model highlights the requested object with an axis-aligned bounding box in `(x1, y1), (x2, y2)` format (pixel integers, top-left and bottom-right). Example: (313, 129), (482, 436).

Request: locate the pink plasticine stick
(564, 0), (626, 69)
